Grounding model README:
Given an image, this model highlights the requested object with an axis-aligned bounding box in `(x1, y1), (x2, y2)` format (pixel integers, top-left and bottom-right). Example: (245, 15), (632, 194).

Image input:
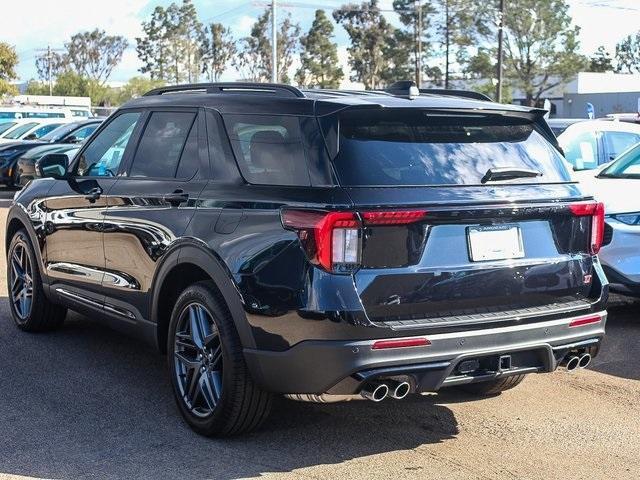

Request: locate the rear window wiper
(481, 167), (542, 183)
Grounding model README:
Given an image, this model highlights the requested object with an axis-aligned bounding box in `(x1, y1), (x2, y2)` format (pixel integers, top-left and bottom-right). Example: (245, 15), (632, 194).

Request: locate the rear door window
(224, 114), (311, 186)
(330, 110), (570, 186)
(129, 111), (197, 178)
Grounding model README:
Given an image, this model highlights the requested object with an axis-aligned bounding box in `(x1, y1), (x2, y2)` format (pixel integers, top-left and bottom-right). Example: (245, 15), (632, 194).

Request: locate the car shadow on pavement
(0, 305), (459, 480)
(588, 295), (640, 382)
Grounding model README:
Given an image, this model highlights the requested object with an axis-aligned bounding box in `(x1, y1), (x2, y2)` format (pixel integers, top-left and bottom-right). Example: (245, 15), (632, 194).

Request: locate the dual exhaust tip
(360, 380), (411, 402)
(564, 353), (592, 371)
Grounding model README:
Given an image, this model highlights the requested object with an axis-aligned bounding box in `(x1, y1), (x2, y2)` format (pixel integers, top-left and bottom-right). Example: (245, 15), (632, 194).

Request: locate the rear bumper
(244, 310), (606, 394)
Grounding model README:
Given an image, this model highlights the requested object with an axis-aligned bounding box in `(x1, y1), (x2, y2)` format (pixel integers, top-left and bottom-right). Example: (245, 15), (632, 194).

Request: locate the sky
(2, 0), (640, 85)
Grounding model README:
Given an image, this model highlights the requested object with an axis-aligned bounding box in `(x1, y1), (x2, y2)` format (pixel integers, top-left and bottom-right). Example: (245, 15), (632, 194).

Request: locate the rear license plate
(467, 225), (524, 262)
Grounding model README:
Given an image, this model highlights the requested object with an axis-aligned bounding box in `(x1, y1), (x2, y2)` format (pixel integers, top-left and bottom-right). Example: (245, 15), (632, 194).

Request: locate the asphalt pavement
(0, 207), (638, 480)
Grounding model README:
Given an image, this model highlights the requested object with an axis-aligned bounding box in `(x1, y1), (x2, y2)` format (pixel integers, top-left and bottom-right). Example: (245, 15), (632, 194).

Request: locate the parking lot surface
(0, 207), (638, 480)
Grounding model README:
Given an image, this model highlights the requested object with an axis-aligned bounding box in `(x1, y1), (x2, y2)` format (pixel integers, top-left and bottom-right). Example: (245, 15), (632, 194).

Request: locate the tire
(167, 281), (272, 437)
(7, 229), (66, 332)
(458, 374), (526, 396)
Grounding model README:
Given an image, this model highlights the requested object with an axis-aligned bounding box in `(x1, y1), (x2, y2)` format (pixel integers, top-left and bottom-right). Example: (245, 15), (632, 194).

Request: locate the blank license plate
(467, 225), (524, 262)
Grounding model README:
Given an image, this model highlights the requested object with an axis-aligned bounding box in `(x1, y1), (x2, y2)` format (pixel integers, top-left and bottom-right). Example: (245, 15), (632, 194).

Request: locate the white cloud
(232, 15), (256, 37)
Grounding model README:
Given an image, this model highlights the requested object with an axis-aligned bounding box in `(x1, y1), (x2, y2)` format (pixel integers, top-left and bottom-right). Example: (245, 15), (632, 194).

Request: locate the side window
(75, 112), (141, 177)
(562, 131), (598, 170)
(70, 124), (98, 141)
(603, 132), (640, 162)
(129, 111), (196, 178)
(31, 123), (62, 138)
(224, 114), (311, 186)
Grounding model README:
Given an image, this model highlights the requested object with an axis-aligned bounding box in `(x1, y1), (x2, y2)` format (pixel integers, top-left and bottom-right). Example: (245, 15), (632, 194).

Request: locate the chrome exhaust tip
(578, 353), (592, 369)
(387, 380), (411, 400)
(565, 355), (580, 371)
(360, 382), (389, 402)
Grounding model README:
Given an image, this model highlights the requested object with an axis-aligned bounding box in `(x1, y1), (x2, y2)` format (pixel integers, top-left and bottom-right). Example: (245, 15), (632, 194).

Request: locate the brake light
(569, 202), (605, 254)
(281, 208), (428, 273)
(372, 338), (431, 349)
(362, 209), (428, 225)
(281, 210), (361, 272)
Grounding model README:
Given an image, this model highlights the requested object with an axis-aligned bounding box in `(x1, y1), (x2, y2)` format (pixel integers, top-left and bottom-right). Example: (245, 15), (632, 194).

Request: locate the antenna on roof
(384, 81), (420, 100)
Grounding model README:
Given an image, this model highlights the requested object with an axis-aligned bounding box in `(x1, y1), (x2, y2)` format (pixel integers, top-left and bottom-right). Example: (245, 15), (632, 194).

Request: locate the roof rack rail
(418, 88), (492, 102)
(143, 82), (306, 98)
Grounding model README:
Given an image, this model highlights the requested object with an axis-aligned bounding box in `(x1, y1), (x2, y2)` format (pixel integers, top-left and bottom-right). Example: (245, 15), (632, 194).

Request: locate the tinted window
(331, 110), (570, 186)
(176, 123), (199, 179)
(130, 111), (196, 178)
(224, 114), (311, 186)
(602, 144), (640, 178)
(31, 123), (63, 138)
(75, 112), (141, 177)
(603, 131), (640, 161)
(24, 112), (65, 118)
(0, 122), (17, 135)
(561, 131), (598, 170)
(70, 124), (99, 141)
(0, 113), (18, 119)
(4, 123), (39, 139)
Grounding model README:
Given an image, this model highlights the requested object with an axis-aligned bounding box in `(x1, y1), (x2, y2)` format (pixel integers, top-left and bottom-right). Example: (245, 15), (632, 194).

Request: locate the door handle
(163, 190), (190, 207)
(85, 187), (102, 202)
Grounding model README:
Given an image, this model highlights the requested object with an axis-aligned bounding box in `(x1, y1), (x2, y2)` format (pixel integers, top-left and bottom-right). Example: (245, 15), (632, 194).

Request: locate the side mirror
(62, 135), (79, 144)
(23, 133), (37, 141)
(36, 153), (69, 179)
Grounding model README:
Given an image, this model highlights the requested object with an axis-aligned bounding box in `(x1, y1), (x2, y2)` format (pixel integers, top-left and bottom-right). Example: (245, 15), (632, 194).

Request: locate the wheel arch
(151, 241), (256, 354)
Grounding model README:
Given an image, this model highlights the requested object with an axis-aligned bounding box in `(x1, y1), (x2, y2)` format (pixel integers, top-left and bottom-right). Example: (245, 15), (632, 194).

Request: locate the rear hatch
(325, 108), (604, 329)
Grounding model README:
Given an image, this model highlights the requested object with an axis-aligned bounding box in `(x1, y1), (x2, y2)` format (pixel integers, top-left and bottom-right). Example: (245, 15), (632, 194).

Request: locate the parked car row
(0, 118), (103, 187)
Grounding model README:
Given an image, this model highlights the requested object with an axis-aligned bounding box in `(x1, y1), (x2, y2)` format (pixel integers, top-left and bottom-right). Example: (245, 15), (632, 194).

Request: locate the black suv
(6, 82), (608, 436)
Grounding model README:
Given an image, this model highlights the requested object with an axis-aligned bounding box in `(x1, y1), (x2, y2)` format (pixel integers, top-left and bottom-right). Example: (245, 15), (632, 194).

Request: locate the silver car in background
(576, 143), (640, 295)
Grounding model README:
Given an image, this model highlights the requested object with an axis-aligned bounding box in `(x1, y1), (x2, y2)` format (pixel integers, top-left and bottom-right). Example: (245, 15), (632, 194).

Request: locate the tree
(235, 8), (300, 83)
(333, 0), (395, 89)
(392, 0), (435, 86)
(0, 42), (18, 96)
(112, 76), (165, 103)
(502, 0), (587, 106)
(296, 10), (343, 88)
(136, 0), (205, 84)
(588, 46), (614, 73)
(35, 51), (68, 83)
(65, 29), (128, 85)
(201, 23), (236, 81)
(615, 32), (640, 73)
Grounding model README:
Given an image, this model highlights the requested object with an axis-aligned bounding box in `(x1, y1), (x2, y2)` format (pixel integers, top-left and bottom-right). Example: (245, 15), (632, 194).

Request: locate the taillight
(281, 208), (428, 273)
(569, 202), (605, 254)
(281, 210), (361, 272)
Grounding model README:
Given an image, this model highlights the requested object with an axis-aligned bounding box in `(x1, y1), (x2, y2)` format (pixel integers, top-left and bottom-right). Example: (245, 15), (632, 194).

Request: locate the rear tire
(7, 229), (66, 331)
(167, 281), (272, 437)
(458, 374), (526, 396)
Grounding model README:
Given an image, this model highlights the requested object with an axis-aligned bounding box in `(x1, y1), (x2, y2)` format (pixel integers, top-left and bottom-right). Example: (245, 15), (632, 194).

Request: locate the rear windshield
(330, 110), (570, 186)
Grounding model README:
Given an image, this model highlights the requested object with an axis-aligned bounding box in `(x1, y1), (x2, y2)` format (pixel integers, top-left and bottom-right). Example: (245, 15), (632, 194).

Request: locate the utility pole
(271, 0), (277, 83)
(496, 0), (505, 103)
(416, 0), (422, 87)
(35, 45), (64, 96)
(444, 0), (450, 89)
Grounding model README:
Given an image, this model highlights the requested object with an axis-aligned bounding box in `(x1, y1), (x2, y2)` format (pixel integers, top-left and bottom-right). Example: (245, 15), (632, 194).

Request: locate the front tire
(167, 281), (272, 436)
(7, 229), (66, 331)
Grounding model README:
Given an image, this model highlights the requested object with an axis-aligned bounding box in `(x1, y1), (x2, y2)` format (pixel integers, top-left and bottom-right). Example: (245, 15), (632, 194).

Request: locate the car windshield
(3, 123), (39, 139)
(40, 122), (82, 142)
(329, 110), (570, 186)
(0, 122), (17, 135)
(600, 144), (640, 179)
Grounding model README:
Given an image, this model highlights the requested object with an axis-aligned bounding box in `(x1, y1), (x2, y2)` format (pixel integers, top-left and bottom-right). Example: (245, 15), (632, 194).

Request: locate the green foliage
(35, 51), (68, 83)
(333, 0), (396, 89)
(503, 0), (588, 106)
(615, 32), (640, 73)
(392, 0), (435, 85)
(296, 10), (343, 88)
(65, 29), (128, 85)
(235, 8), (300, 83)
(112, 76), (166, 104)
(202, 23), (236, 82)
(588, 46), (614, 73)
(0, 42), (18, 96)
(136, 0), (206, 83)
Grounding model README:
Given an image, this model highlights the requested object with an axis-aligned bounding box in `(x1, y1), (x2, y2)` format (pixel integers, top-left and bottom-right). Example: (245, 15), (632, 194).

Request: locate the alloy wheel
(10, 242), (33, 320)
(173, 303), (223, 418)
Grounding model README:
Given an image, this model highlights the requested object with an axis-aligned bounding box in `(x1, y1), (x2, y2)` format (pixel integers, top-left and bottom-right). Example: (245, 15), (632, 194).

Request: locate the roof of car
(559, 119), (640, 138)
(121, 82), (542, 117)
